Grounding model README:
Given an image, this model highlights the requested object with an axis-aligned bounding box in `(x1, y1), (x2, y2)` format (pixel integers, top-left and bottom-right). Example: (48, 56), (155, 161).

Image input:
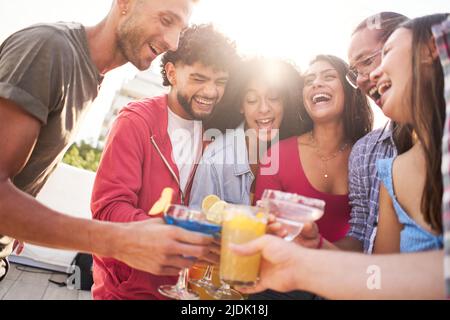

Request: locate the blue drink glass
(158, 205), (221, 300)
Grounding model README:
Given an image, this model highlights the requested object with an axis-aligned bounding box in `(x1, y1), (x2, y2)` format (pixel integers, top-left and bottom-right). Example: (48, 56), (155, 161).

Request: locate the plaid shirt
(433, 16), (450, 299)
(347, 122), (397, 253)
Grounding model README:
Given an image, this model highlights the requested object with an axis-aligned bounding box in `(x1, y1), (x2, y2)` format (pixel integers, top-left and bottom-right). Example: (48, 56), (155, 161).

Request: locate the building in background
(98, 69), (168, 144)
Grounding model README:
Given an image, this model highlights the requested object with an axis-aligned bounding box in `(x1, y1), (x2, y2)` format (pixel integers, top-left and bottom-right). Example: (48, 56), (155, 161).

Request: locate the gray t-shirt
(0, 22), (102, 197)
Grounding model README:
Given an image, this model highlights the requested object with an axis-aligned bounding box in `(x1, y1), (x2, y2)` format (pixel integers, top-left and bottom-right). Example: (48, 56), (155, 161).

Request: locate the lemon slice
(149, 188), (174, 216)
(201, 194), (221, 212)
(206, 200), (227, 225)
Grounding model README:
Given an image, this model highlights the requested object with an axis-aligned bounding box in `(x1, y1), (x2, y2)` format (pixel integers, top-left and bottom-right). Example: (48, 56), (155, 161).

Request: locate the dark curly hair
(298, 55), (373, 144)
(205, 57), (303, 141)
(160, 24), (238, 86)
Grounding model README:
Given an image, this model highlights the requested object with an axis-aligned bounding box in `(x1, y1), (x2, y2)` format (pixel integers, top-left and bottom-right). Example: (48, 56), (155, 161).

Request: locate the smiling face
(370, 28), (413, 124)
(168, 61), (229, 120)
(348, 28), (384, 106)
(303, 60), (346, 124)
(116, 0), (193, 70)
(241, 80), (285, 142)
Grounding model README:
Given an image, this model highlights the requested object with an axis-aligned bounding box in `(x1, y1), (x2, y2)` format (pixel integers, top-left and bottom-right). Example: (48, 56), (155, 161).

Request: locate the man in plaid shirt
(433, 15), (450, 299)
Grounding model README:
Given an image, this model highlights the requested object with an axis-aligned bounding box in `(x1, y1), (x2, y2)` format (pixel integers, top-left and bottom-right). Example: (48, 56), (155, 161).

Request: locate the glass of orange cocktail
(219, 205), (268, 288)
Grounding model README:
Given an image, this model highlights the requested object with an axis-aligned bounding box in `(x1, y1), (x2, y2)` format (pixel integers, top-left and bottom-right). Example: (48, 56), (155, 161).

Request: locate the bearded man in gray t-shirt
(0, 0), (218, 284)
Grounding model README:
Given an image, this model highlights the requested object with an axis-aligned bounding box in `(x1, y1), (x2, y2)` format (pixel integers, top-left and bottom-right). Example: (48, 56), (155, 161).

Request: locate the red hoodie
(91, 95), (195, 300)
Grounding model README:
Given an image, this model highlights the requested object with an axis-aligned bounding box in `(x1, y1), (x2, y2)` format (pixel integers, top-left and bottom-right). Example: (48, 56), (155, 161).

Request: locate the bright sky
(1, 0), (449, 144)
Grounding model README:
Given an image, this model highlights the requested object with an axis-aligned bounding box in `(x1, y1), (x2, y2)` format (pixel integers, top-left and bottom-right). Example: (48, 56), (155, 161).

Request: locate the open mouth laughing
(148, 43), (163, 57)
(194, 96), (216, 109)
(311, 93), (332, 105)
(376, 80), (392, 106)
(369, 86), (381, 105)
(255, 118), (275, 130)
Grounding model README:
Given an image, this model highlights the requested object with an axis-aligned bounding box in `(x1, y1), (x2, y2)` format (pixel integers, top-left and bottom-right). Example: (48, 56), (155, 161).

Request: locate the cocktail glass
(259, 189), (325, 241)
(189, 265), (218, 294)
(158, 205), (221, 300)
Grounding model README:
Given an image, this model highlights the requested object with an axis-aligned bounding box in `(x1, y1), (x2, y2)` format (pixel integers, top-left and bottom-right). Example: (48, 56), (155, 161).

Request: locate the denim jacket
(190, 123), (255, 208)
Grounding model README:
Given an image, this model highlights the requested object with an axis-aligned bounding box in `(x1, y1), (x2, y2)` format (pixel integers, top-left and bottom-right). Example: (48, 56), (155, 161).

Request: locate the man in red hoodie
(91, 24), (238, 300)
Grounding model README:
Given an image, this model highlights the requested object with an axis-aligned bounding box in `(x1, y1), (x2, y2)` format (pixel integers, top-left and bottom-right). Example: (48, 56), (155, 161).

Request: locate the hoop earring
(298, 110), (304, 122)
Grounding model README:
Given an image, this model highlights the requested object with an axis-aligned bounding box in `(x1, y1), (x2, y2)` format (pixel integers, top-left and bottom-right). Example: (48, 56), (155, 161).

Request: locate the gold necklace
(309, 132), (349, 179)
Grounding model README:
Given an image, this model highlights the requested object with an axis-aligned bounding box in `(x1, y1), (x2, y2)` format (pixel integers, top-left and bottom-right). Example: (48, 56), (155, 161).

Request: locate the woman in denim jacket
(190, 57), (302, 207)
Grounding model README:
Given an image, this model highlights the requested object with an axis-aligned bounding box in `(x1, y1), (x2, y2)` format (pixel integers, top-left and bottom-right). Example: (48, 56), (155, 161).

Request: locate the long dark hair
(205, 57), (303, 140)
(400, 14), (449, 232)
(298, 55), (373, 143)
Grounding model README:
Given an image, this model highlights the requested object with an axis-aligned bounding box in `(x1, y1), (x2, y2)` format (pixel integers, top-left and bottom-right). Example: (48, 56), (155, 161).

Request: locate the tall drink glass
(219, 205), (268, 289)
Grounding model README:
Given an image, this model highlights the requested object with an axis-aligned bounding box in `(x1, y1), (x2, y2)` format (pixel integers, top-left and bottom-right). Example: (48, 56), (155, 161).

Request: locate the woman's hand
(267, 216), (322, 249)
(266, 214), (288, 238)
(293, 222), (322, 249)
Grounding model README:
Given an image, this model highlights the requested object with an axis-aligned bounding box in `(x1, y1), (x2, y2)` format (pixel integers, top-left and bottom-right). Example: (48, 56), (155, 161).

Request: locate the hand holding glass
(158, 205), (221, 300)
(259, 190), (325, 241)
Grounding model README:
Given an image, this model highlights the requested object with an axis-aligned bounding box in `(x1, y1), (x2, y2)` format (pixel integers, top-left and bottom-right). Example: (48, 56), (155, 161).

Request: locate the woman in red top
(251, 55), (372, 300)
(255, 55), (373, 246)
